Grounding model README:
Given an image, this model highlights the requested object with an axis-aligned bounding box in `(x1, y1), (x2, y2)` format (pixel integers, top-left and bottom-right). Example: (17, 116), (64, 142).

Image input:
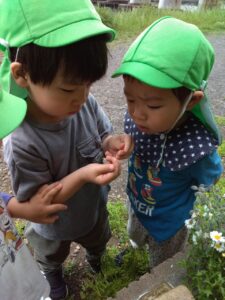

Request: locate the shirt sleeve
(189, 149), (223, 186)
(0, 192), (14, 205)
(88, 94), (113, 140)
(3, 132), (53, 202)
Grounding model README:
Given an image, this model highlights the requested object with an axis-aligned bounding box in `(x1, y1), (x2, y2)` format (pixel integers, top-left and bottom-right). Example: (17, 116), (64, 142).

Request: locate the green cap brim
(35, 19), (115, 47)
(112, 61), (182, 89)
(0, 89), (27, 139)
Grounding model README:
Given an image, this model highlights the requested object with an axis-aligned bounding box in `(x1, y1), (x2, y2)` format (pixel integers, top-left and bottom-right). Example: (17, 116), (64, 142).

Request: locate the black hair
(10, 34), (109, 85)
(123, 75), (192, 103)
(172, 87), (192, 103)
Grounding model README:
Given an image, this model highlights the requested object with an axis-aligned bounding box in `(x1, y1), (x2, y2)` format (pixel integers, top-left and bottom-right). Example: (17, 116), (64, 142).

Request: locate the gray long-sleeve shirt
(3, 94), (113, 240)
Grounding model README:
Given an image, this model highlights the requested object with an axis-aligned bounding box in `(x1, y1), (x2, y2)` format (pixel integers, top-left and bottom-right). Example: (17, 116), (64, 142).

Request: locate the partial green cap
(0, 87), (27, 139)
(0, 0), (115, 47)
(113, 17), (221, 143)
(0, 0), (115, 100)
(113, 16), (213, 90)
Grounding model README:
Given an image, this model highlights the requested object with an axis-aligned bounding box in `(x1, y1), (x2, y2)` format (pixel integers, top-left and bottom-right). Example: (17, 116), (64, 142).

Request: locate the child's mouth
(137, 125), (149, 132)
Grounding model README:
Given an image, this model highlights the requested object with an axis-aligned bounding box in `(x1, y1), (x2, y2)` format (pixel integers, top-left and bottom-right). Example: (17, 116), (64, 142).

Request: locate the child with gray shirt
(0, 1), (133, 299)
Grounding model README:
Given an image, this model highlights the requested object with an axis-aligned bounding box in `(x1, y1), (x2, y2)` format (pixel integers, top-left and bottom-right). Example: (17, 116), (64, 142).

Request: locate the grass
(80, 200), (149, 300)
(217, 116), (225, 157)
(97, 6), (225, 42)
(215, 115), (225, 127)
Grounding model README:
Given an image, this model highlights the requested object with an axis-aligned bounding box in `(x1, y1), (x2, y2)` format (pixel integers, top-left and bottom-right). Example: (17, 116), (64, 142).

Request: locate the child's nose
(132, 106), (146, 120)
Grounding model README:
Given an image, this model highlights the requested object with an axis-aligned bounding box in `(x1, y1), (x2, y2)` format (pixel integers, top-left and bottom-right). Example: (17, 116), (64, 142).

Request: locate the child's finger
(120, 134), (133, 150)
(38, 182), (62, 196)
(98, 162), (115, 174)
(42, 183), (63, 199)
(46, 203), (67, 215)
(43, 214), (60, 224)
(106, 156), (121, 173)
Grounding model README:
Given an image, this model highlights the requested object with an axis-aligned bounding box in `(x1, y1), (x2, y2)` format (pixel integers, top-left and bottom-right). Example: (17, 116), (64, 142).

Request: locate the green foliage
(64, 260), (76, 277)
(218, 140), (225, 156)
(79, 200), (149, 299)
(80, 246), (149, 300)
(215, 115), (225, 127)
(108, 199), (128, 241)
(96, 6), (225, 42)
(14, 219), (26, 236)
(183, 185), (225, 299)
(215, 114), (225, 156)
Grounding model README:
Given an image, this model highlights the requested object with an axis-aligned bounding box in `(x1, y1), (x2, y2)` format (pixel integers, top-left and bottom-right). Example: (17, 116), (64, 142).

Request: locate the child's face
(17, 69), (91, 123)
(124, 77), (184, 134)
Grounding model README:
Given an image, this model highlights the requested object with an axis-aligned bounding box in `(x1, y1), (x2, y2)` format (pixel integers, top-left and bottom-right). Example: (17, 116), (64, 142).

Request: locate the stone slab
(108, 251), (187, 300)
(154, 285), (194, 300)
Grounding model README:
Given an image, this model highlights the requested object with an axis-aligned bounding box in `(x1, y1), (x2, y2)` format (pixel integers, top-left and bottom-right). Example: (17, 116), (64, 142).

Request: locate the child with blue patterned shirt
(113, 17), (223, 268)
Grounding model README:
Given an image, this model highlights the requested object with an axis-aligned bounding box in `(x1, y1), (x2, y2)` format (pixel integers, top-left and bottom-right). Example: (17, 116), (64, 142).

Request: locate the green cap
(0, 0), (115, 98)
(0, 0), (115, 47)
(0, 87), (27, 139)
(113, 16), (221, 143)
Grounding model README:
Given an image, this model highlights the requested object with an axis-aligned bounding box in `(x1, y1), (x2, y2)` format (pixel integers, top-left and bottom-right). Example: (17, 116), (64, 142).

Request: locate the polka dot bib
(124, 112), (218, 171)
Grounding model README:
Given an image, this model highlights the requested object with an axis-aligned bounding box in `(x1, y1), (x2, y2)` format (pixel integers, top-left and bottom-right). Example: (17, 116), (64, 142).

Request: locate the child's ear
(186, 91), (204, 110)
(11, 62), (29, 88)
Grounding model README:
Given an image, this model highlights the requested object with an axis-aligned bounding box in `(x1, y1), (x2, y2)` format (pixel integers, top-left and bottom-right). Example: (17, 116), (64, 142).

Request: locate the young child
(112, 17), (223, 268)
(0, 0), (133, 299)
(0, 87), (64, 299)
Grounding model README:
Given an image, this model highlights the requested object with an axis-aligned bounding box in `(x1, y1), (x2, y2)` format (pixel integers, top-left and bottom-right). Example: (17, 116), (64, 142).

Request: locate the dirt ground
(0, 35), (225, 299)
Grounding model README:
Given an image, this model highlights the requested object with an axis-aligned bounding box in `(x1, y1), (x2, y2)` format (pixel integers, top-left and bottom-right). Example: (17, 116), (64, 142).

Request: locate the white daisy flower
(210, 231), (225, 243)
(213, 242), (225, 253)
(185, 219), (195, 229)
(191, 212), (197, 218)
(192, 234), (197, 245)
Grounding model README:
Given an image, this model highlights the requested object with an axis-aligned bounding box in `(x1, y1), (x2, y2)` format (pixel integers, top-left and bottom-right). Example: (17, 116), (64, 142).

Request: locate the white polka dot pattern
(124, 112), (218, 171)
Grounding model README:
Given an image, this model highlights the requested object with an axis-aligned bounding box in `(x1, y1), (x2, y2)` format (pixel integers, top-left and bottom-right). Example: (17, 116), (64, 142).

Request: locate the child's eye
(60, 88), (74, 93)
(147, 106), (161, 110)
(127, 99), (135, 103)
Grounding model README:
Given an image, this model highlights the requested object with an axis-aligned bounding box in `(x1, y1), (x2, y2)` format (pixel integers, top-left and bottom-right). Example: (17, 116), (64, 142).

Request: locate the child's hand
(103, 134), (134, 160)
(7, 182), (67, 224)
(84, 155), (121, 185)
(28, 183), (67, 223)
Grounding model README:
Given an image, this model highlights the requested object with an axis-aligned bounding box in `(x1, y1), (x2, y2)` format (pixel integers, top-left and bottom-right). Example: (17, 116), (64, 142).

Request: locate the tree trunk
(158, 0), (181, 9)
(198, 0), (219, 9)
